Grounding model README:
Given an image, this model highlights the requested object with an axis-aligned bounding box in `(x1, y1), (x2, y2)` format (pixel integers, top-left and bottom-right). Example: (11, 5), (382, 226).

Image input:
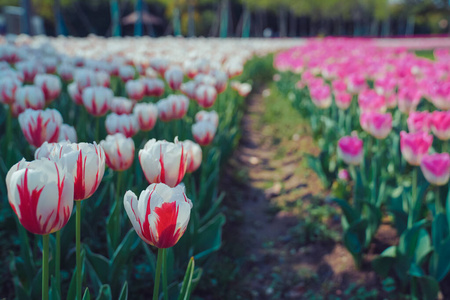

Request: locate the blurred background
(0, 0), (449, 38)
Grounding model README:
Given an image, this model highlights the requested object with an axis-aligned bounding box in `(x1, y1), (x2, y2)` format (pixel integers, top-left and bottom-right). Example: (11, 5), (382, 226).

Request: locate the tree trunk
(188, 1), (195, 37)
(289, 12), (296, 37)
(173, 7), (181, 36)
(134, 0), (143, 36)
(219, 0), (229, 38)
(241, 4), (251, 38)
(279, 7), (287, 37)
(406, 15), (414, 36)
(20, 0), (31, 34)
(54, 0), (67, 36)
(110, 0), (121, 36)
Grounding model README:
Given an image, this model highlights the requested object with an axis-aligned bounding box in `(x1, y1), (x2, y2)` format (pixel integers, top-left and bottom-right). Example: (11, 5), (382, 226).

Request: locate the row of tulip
(275, 38), (450, 299)
(0, 36), (293, 299)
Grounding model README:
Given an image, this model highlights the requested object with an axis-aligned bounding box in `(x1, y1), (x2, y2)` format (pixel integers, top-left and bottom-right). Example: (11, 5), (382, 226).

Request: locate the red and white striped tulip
(14, 85), (46, 115)
(0, 77), (21, 105)
(139, 138), (188, 187)
(74, 69), (97, 91)
(149, 58), (169, 77)
(420, 153), (450, 186)
(164, 66), (184, 90)
(34, 74), (62, 103)
(57, 63), (74, 82)
(195, 110), (219, 128)
(118, 65), (135, 82)
(142, 78), (165, 97)
(82, 86), (113, 117)
(95, 71), (111, 87)
(195, 84), (217, 108)
(125, 80), (145, 101)
(123, 183), (192, 248)
(192, 121), (217, 146)
(16, 60), (44, 83)
(157, 95), (189, 122)
(100, 133), (135, 171)
(210, 69), (228, 94)
(68, 82), (83, 105)
(6, 158), (74, 235)
(18, 109), (62, 148)
(105, 113), (140, 138)
(183, 140), (202, 173)
(58, 124), (77, 143)
(110, 97), (134, 115)
(133, 103), (158, 131)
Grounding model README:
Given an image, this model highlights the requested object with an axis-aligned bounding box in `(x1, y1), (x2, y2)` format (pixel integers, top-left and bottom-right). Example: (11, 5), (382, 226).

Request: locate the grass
(415, 49), (435, 60)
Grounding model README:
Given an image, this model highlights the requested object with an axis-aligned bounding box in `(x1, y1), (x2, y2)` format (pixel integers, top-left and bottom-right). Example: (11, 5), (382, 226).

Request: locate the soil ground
(196, 85), (399, 299)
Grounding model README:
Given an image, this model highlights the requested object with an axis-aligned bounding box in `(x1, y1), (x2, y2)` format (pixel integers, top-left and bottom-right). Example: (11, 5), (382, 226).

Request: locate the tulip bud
(100, 133), (135, 171)
(420, 153), (450, 186)
(192, 121), (217, 146)
(34, 74), (62, 103)
(210, 69), (228, 94)
(195, 84), (217, 108)
(195, 110), (219, 128)
(164, 66), (184, 90)
(0, 77), (21, 105)
(142, 78), (165, 97)
(139, 138), (188, 187)
(82, 86), (113, 117)
(6, 158), (74, 235)
(125, 80), (145, 101)
(183, 140), (202, 173)
(133, 103), (158, 131)
(157, 95), (189, 122)
(19, 109), (62, 148)
(338, 169), (350, 181)
(124, 183), (192, 248)
(400, 131), (433, 166)
(57, 63), (74, 82)
(14, 85), (46, 115)
(96, 71), (111, 87)
(105, 113), (139, 138)
(430, 111), (450, 141)
(68, 82), (83, 105)
(338, 136), (363, 165)
(110, 97), (134, 115)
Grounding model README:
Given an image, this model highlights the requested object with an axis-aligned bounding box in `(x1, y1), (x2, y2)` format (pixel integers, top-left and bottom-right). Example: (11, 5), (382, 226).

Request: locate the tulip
(157, 95), (189, 121)
(95, 71), (110, 87)
(42, 56), (58, 74)
(358, 89), (386, 113)
(400, 131), (433, 166)
(110, 97), (134, 115)
(126, 79), (145, 101)
(150, 57), (170, 76)
(142, 78), (165, 97)
(346, 73), (367, 95)
(0, 77), (21, 105)
(332, 79), (347, 93)
(68, 82), (83, 105)
(338, 136), (363, 165)
(133, 103), (158, 131)
(58, 124), (77, 143)
(407, 111), (430, 133)
(74, 69), (97, 91)
(398, 87), (422, 114)
(420, 153), (450, 186)
(82, 86), (113, 117)
(338, 169), (350, 181)
(334, 92), (352, 110)
(195, 84), (217, 108)
(231, 81), (252, 97)
(225, 60), (243, 78)
(16, 60), (44, 83)
(34, 74), (62, 103)
(183, 60), (199, 79)
(195, 110), (219, 128)
(164, 66), (184, 90)
(374, 76), (397, 97)
(124, 183), (192, 248)
(310, 84), (332, 109)
(6, 158), (74, 234)
(105, 113), (140, 138)
(180, 81), (197, 99)
(14, 85), (46, 115)
(430, 111), (450, 141)
(192, 121), (217, 146)
(100, 133), (135, 171)
(18, 109), (63, 148)
(57, 63), (74, 82)
(210, 69), (228, 94)
(139, 138), (188, 187)
(118, 65), (135, 82)
(183, 140), (202, 173)
(360, 112), (393, 139)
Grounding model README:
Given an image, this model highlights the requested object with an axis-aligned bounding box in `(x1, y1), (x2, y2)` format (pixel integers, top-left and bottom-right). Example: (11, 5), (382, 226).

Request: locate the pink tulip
(420, 153), (450, 186)
(398, 87), (422, 114)
(335, 92), (352, 110)
(310, 84), (332, 109)
(100, 133), (135, 171)
(338, 136), (363, 165)
(358, 89), (386, 113)
(407, 111), (430, 133)
(360, 112), (392, 139)
(18, 108), (63, 148)
(332, 79), (347, 93)
(400, 131), (433, 166)
(133, 103), (158, 131)
(374, 76), (397, 97)
(346, 73), (367, 95)
(338, 169), (350, 181)
(430, 111), (450, 141)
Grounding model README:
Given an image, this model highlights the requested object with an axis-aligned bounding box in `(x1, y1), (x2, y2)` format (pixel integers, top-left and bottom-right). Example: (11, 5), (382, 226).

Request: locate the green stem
(162, 248), (168, 300)
(408, 167), (418, 228)
(95, 117), (100, 142)
(5, 105), (13, 166)
(114, 171), (123, 248)
(435, 186), (441, 215)
(76, 201), (82, 300)
(55, 230), (61, 297)
(42, 234), (49, 300)
(153, 248), (164, 300)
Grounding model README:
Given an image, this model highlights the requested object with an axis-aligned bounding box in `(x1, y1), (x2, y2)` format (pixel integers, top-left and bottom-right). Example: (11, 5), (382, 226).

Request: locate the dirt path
(198, 86), (384, 299)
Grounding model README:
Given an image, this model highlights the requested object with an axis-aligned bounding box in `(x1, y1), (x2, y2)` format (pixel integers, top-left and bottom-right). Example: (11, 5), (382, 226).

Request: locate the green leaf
(372, 255), (396, 277)
(432, 213), (448, 248)
(118, 281), (128, 300)
(193, 213), (226, 260)
(49, 276), (61, 300)
(398, 219), (427, 257)
(84, 246), (110, 284)
(110, 229), (140, 286)
(343, 219), (368, 256)
(332, 198), (359, 225)
(67, 249), (86, 300)
(429, 237), (450, 282)
(416, 275), (439, 300)
(178, 257), (195, 300)
(141, 242), (157, 280)
(414, 229), (431, 266)
(82, 288), (90, 300)
(95, 285), (112, 300)
(106, 201), (121, 254)
(409, 262), (424, 277)
(30, 268), (43, 300)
